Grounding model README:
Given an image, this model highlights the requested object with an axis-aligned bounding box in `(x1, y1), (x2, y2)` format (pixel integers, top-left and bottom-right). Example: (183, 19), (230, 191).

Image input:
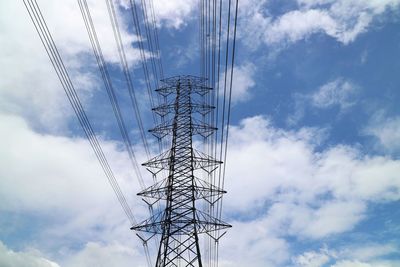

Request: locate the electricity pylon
(132, 76), (230, 267)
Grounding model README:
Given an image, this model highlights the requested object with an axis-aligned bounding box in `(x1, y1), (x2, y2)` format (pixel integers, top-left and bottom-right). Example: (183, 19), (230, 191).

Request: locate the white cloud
(311, 78), (358, 110)
(238, 0), (270, 49)
(365, 115), (400, 154)
(0, 113), (151, 258)
(263, 200), (366, 239)
(63, 242), (146, 267)
(0, 240), (147, 267)
(35, 0), (142, 65)
(301, 200), (366, 238)
(293, 243), (399, 267)
(220, 218), (289, 267)
(287, 78), (358, 125)
(0, 242), (60, 267)
(345, 244), (398, 261)
(239, 0), (400, 48)
(0, 114), (145, 214)
(0, 0), (143, 131)
(3, 1), (399, 266)
(266, 9), (338, 44)
(1, 112), (400, 266)
(223, 116), (400, 241)
(293, 250), (330, 267)
(119, 0), (197, 29)
(151, 0), (197, 29)
(332, 260), (398, 267)
(219, 62), (256, 103)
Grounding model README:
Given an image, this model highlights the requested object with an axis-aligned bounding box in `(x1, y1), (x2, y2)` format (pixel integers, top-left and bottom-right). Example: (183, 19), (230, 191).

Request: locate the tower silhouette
(132, 76), (230, 267)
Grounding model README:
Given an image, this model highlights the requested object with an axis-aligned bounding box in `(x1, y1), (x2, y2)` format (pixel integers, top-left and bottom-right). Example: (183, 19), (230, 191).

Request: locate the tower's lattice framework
(132, 76), (230, 267)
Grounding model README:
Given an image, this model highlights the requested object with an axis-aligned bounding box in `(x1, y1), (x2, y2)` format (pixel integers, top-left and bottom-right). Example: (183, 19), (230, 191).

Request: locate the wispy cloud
(293, 243), (399, 267)
(287, 78), (358, 126)
(239, 0), (400, 49)
(311, 78), (358, 110)
(364, 113), (400, 154)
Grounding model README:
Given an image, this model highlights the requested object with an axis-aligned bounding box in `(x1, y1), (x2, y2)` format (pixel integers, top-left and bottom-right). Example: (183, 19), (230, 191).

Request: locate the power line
(219, 0), (239, 220)
(105, 0), (151, 159)
(139, 0), (161, 90)
(23, 0), (137, 226)
(148, 0), (164, 80)
(25, 0), (240, 265)
(128, 0), (157, 116)
(78, 0), (145, 190)
(127, 0), (165, 158)
(217, 0), (233, 213)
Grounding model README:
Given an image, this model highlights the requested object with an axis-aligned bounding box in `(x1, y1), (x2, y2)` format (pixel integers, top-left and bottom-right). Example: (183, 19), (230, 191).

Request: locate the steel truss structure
(132, 75), (230, 267)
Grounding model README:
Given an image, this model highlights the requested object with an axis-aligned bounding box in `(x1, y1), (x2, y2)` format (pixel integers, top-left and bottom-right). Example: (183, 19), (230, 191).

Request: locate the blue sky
(1, 0), (400, 266)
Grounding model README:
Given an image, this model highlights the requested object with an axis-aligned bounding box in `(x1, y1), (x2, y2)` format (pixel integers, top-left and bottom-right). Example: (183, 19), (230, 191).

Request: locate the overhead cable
(23, 0), (137, 226)
(78, 0), (146, 189)
(104, 0), (151, 159)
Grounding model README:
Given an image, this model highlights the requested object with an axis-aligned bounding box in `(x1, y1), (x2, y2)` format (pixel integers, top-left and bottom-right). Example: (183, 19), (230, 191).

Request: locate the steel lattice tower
(132, 76), (230, 267)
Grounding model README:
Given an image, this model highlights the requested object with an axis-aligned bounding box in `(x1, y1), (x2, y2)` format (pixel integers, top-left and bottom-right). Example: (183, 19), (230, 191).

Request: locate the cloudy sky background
(1, 0), (400, 266)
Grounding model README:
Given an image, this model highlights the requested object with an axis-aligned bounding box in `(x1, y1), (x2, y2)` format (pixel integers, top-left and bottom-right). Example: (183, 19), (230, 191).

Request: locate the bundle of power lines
(23, 0), (164, 264)
(199, 0), (239, 266)
(23, 0), (238, 266)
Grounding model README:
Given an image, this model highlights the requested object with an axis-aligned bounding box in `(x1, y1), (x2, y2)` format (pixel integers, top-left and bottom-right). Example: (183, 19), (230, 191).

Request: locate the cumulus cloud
(220, 218), (289, 267)
(0, 114), (146, 213)
(0, 4), (157, 261)
(292, 250), (330, 267)
(176, 115), (400, 266)
(63, 242), (146, 267)
(0, 113), (151, 259)
(223, 116), (400, 241)
(2, 3), (399, 265)
(35, 0), (142, 65)
(239, 0), (400, 48)
(151, 0), (197, 29)
(0, 0), (144, 131)
(0, 242), (60, 267)
(1, 112), (400, 266)
(0, 239), (146, 267)
(219, 62), (256, 103)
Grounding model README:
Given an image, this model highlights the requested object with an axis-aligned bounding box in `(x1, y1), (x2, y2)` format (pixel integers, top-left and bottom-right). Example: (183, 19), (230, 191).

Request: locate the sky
(1, 0), (400, 266)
